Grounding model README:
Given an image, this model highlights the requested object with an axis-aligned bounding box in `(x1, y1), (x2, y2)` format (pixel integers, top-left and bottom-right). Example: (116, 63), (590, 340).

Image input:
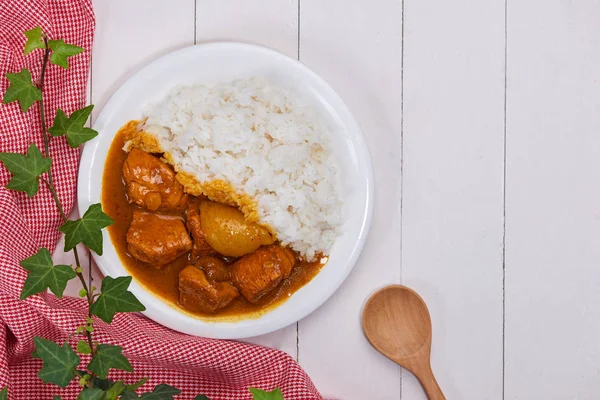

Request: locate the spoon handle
(416, 363), (445, 400)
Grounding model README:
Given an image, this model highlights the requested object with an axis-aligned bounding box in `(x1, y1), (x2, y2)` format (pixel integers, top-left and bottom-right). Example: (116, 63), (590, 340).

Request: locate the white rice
(141, 77), (343, 260)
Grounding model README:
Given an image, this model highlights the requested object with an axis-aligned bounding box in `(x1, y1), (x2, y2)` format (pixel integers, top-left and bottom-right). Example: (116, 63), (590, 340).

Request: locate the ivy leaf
(105, 380), (126, 400)
(49, 105), (98, 148)
(87, 344), (133, 379)
(76, 369), (89, 378)
(0, 387), (7, 400)
(141, 384), (181, 400)
(88, 344), (133, 379)
(2, 68), (42, 111)
(90, 276), (145, 323)
(249, 388), (284, 400)
(33, 336), (80, 387)
(120, 384), (181, 400)
(91, 376), (114, 391)
(24, 26), (45, 55)
(77, 388), (104, 400)
(77, 339), (92, 354)
(125, 377), (149, 392)
(59, 203), (113, 255)
(194, 396), (210, 400)
(48, 39), (84, 69)
(20, 248), (76, 300)
(0, 143), (51, 197)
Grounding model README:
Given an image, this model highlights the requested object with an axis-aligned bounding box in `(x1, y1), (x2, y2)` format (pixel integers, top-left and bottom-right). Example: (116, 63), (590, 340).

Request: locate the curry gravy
(102, 128), (325, 320)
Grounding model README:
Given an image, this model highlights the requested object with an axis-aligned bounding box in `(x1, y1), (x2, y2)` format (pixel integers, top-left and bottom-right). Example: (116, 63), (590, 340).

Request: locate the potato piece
(199, 201), (274, 257)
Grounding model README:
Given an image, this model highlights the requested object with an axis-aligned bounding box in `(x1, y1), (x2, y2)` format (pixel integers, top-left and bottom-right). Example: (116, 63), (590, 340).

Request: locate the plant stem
(88, 248), (93, 291)
(38, 38), (96, 358)
(42, 180), (96, 360)
(41, 176), (66, 220)
(39, 37), (52, 188)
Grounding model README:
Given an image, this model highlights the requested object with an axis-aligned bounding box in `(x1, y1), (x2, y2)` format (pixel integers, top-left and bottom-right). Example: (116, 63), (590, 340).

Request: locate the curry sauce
(102, 128), (325, 320)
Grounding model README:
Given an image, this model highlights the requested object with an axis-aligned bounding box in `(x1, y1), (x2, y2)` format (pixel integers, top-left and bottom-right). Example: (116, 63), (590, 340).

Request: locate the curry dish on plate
(103, 127), (327, 319)
(101, 77), (343, 320)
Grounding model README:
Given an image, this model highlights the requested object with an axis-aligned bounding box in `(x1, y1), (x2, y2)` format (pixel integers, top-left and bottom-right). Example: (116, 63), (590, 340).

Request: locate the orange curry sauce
(101, 126), (325, 320)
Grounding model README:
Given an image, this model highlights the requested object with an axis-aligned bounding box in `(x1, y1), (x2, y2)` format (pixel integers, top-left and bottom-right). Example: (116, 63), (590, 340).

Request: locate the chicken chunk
(230, 245), (295, 303)
(195, 256), (230, 282)
(186, 201), (216, 257)
(126, 209), (192, 265)
(179, 265), (239, 313)
(123, 148), (188, 211)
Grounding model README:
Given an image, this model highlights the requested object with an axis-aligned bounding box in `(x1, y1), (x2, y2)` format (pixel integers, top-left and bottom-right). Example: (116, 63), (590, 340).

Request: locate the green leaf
(48, 39), (84, 69)
(105, 380), (127, 400)
(48, 105), (98, 147)
(0, 143), (51, 197)
(90, 276), (145, 323)
(0, 387), (7, 400)
(125, 377), (149, 392)
(120, 384), (181, 400)
(59, 203), (113, 255)
(87, 343), (133, 379)
(33, 336), (80, 387)
(24, 26), (45, 55)
(19, 248), (76, 299)
(141, 384), (181, 400)
(2, 68), (41, 111)
(75, 369), (88, 378)
(77, 339), (92, 354)
(79, 373), (91, 387)
(249, 388), (284, 400)
(92, 376), (115, 391)
(77, 388), (104, 400)
(121, 384), (182, 400)
(54, 397), (63, 400)
(194, 396), (210, 400)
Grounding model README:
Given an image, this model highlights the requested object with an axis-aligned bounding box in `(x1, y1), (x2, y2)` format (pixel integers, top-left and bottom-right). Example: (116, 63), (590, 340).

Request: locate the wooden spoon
(362, 285), (445, 400)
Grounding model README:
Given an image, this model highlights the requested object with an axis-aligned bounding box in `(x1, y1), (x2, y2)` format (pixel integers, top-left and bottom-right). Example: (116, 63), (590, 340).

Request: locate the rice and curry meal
(102, 77), (343, 319)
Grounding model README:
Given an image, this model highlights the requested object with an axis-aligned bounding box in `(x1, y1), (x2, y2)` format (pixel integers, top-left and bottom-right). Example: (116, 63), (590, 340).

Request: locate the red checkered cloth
(0, 1), (323, 399)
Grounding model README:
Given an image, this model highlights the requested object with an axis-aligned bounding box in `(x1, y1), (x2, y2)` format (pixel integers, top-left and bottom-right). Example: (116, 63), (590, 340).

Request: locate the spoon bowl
(363, 285), (445, 400)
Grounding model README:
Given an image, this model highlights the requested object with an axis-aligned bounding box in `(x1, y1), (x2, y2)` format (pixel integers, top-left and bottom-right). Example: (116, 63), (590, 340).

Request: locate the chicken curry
(102, 128), (326, 319)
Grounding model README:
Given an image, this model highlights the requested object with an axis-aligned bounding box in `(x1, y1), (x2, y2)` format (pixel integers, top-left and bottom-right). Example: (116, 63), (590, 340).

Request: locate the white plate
(78, 42), (373, 339)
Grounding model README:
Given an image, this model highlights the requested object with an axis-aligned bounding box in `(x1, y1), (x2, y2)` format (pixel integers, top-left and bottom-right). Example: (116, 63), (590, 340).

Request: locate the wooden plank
(505, 1), (600, 398)
(195, 0), (299, 356)
(196, 0), (298, 59)
(91, 0), (195, 116)
(298, 1), (403, 399)
(401, 0), (505, 398)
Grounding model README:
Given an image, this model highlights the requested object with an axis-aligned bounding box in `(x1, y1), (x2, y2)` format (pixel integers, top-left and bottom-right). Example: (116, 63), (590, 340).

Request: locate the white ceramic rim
(78, 42), (374, 339)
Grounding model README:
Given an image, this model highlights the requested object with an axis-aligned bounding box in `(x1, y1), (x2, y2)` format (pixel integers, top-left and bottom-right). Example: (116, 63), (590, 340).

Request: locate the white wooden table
(53, 1), (600, 399)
